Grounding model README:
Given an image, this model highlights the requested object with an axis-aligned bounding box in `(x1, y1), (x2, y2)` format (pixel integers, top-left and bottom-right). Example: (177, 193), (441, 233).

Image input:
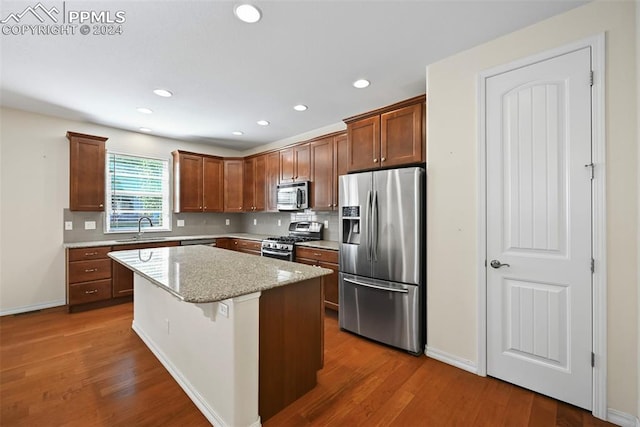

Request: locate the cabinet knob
(99, 203), (104, 208)
(373, 158), (378, 163)
(381, 157), (386, 162)
(328, 204), (332, 207)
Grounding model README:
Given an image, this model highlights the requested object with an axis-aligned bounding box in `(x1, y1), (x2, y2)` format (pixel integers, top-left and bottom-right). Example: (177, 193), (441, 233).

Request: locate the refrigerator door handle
(372, 190), (378, 262)
(366, 190), (372, 261)
(343, 278), (409, 294)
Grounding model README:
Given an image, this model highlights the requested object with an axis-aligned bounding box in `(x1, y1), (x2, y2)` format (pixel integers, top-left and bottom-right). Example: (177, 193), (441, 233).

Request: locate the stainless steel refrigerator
(338, 167), (425, 355)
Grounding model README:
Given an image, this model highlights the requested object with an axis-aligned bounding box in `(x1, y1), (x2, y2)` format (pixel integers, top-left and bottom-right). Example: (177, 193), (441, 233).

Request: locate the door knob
(490, 260), (510, 269)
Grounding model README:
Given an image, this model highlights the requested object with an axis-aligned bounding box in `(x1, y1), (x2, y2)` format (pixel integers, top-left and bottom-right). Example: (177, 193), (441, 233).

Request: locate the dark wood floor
(1, 303), (611, 426)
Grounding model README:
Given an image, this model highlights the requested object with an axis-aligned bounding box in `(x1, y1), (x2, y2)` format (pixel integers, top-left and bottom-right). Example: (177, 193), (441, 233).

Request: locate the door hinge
(589, 70), (594, 86)
(591, 258), (595, 273)
(585, 163), (594, 180)
(591, 352), (595, 367)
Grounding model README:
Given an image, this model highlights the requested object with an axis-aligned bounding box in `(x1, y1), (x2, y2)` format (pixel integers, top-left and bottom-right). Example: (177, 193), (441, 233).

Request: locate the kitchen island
(109, 245), (332, 427)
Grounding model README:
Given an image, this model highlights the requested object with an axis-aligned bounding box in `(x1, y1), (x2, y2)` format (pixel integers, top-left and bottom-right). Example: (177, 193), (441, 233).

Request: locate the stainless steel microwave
(277, 181), (309, 211)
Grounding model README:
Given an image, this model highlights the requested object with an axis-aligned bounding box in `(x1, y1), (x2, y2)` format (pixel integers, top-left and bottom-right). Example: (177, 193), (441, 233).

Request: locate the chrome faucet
(137, 216), (153, 238)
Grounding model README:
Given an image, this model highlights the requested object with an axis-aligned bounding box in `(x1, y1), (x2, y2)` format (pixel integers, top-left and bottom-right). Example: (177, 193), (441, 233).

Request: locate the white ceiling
(0, 0), (587, 150)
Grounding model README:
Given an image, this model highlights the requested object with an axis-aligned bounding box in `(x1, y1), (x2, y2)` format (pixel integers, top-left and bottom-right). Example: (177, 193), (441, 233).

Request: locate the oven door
(261, 247), (293, 262)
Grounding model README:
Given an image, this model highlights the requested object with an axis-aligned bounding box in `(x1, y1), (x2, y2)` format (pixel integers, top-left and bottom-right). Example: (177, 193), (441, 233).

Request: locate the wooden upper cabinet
(346, 116), (380, 172)
(280, 143), (310, 183)
(173, 151), (223, 213)
(203, 157), (223, 212)
(265, 151), (280, 212)
(311, 132), (347, 212)
(333, 133), (348, 209)
(224, 159), (244, 212)
(380, 103), (423, 167)
(243, 155), (266, 212)
(67, 131), (107, 211)
(293, 143), (310, 181)
(174, 152), (204, 212)
(344, 95), (425, 172)
(310, 136), (334, 211)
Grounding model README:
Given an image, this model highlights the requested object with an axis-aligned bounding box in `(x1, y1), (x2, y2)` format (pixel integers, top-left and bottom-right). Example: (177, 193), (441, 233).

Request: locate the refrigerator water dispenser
(342, 206), (361, 245)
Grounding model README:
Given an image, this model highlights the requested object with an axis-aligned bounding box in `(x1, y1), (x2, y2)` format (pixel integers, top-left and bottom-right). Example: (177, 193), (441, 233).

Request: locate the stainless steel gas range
(260, 221), (323, 261)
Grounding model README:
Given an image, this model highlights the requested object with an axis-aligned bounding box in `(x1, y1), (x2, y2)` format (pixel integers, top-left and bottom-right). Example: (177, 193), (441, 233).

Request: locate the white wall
(425, 0), (638, 418)
(0, 108), (243, 314)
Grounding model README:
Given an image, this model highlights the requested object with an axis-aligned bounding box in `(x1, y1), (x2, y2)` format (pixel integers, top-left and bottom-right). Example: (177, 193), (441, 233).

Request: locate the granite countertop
(65, 234), (340, 251)
(64, 233), (272, 249)
(296, 240), (340, 251)
(108, 245), (333, 303)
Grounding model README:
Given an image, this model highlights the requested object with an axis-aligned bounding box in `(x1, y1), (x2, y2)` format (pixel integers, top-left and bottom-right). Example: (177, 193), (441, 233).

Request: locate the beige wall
(0, 108), (243, 314)
(426, 0), (638, 418)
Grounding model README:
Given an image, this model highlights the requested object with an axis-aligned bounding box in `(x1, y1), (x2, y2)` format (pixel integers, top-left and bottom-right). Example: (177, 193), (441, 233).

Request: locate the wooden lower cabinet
(230, 238), (261, 255)
(67, 246), (113, 311)
(67, 241), (179, 312)
(295, 246), (339, 311)
(111, 241), (179, 297)
(215, 238), (232, 250)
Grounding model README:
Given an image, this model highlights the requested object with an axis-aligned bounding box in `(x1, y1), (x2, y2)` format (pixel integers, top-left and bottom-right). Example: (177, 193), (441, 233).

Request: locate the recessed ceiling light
(234, 4), (261, 23)
(139, 127), (152, 132)
(353, 79), (370, 89)
(136, 107), (153, 114)
(293, 104), (308, 112)
(153, 89), (173, 97)
(257, 120), (270, 126)
(232, 131), (244, 136)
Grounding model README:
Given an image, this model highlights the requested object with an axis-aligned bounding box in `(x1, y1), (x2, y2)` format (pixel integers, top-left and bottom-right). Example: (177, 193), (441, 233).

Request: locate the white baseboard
(0, 299), (66, 316)
(607, 408), (640, 427)
(425, 346), (478, 374)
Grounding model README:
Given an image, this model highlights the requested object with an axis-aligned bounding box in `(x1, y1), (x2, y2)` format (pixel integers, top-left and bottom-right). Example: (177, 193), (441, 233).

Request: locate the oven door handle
(343, 278), (409, 294)
(261, 249), (290, 257)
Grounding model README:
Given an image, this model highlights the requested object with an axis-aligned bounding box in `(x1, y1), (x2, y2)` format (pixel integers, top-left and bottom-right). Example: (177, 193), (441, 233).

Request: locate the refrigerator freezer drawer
(339, 273), (423, 354)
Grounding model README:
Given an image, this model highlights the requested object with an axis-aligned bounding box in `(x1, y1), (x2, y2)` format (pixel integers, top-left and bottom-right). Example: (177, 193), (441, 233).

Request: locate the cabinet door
(265, 152), (280, 211)
(215, 238), (231, 249)
(254, 154), (266, 211)
(294, 143), (310, 181)
(224, 159), (244, 212)
(380, 103), (423, 167)
(347, 116), (380, 172)
(310, 137), (334, 211)
(279, 148), (294, 183)
(318, 261), (339, 311)
(243, 158), (256, 211)
(333, 133), (348, 210)
(176, 153), (204, 212)
(203, 157), (223, 212)
(68, 133), (107, 211)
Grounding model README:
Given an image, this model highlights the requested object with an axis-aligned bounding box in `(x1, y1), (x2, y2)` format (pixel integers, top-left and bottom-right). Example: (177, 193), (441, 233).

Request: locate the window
(105, 152), (170, 233)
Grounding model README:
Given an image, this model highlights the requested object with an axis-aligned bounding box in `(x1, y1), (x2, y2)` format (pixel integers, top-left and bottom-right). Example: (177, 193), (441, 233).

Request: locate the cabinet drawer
(68, 259), (112, 283)
(68, 246), (111, 262)
(295, 246), (338, 263)
(233, 239), (262, 251)
(69, 279), (112, 305)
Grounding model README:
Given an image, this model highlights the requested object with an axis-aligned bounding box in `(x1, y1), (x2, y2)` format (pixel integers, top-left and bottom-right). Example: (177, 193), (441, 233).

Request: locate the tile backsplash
(63, 209), (339, 242)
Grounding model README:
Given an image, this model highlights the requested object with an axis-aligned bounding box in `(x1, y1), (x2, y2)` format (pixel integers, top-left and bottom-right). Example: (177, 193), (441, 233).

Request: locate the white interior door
(485, 47), (593, 410)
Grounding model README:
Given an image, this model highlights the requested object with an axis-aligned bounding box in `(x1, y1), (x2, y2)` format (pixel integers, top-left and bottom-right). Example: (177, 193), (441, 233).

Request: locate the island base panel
(259, 277), (324, 422)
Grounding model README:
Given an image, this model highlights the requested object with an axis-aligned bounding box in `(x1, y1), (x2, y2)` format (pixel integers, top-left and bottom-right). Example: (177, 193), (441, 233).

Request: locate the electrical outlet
(225, 219), (230, 226)
(324, 220), (329, 229)
(278, 219), (281, 226)
(218, 302), (229, 318)
(64, 221), (73, 230)
(84, 221), (96, 230)
(253, 219), (257, 225)
(177, 219), (185, 227)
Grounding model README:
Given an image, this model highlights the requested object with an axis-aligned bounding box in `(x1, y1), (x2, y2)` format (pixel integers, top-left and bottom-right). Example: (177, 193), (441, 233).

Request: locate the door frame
(476, 34), (606, 419)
